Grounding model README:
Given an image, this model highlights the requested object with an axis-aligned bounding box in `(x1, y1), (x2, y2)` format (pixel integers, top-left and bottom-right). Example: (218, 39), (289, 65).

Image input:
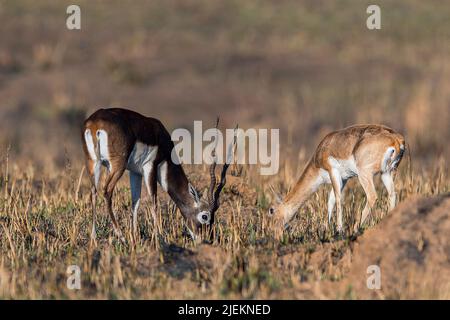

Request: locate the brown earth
(333, 193), (450, 299)
(128, 193), (450, 299)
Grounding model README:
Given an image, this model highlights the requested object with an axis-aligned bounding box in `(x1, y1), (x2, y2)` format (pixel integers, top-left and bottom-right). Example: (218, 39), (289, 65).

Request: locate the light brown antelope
(81, 108), (234, 241)
(269, 124), (405, 235)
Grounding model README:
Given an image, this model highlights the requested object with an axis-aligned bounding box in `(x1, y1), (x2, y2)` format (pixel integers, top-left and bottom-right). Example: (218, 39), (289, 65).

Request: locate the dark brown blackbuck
(81, 108), (235, 241)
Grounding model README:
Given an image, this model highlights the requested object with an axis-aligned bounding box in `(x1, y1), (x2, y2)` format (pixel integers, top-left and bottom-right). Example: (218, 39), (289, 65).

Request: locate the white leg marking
(94, 161), (101, 189)
(327, 179), (347, 225)
(130, 171), (142, 233)
(332, 170), (343, 233)
(96, 129), (112, 172)
(381, 172), (396, 210)
(331, 168), (343, 190)
(327, 189), (336, 225)
(328, 157), (344, 233)
(186, 226), (197, 241)
(143, 163), (154, 197)
(157, 161), (168, 192)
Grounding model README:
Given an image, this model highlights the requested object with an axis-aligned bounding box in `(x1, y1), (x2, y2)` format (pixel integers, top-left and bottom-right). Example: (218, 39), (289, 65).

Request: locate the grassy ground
(0, 0), (449, 299)
(0, 154), (448, 299)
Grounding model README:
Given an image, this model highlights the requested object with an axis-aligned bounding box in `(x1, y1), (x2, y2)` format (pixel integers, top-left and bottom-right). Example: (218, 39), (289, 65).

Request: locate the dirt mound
(331, 193), (450, 299)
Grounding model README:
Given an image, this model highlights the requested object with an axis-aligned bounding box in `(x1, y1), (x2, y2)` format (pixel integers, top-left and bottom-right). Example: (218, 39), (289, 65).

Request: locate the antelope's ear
(188, 183), (200, 205)
(269, 184), (283, 204)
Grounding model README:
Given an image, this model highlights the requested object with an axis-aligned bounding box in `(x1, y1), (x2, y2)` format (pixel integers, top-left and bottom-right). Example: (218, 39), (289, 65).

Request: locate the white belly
(328, 156), (359, 180)
(311, 156), (359, 192)
(127, 142), (158, 175)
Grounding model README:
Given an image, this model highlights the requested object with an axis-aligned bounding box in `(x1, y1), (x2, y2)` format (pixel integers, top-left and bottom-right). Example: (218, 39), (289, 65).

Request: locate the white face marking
(157, 161), (168, 192)
(186, 226), (197, 240)
(127, 142), (158, 175)
(96, 129), (112, 171)
(197, 211), (211, 225)
(84, 129), (97, 161)
(188, 183), (201, 207)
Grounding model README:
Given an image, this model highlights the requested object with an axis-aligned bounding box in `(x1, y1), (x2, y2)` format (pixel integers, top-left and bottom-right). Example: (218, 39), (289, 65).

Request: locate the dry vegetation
(0, 0), (449, 299)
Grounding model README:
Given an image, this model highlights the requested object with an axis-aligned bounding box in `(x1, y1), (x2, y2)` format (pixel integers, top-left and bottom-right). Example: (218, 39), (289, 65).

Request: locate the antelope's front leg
(329, 168), (343, 234)
(326, 179), (347, 231)
(129, 171), (142, 237)
(327, 189), (335, 231)
(103, 162), (126, 242)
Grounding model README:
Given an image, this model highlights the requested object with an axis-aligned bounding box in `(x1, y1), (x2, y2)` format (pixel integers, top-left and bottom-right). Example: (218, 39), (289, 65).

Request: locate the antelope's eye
(197, 211), (211, 224)
(269, 207), (275, 216)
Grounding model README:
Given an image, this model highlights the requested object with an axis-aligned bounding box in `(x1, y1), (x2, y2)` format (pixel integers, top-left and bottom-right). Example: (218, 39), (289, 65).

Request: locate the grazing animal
(81, 108), (234, 241)
(269, 124), (405, 234)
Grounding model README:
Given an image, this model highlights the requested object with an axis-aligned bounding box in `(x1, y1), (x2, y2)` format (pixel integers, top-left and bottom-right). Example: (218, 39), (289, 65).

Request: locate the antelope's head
(184, 119), (238, 238)
(267, 185), (290, 237)
(268, 185), (283, 217)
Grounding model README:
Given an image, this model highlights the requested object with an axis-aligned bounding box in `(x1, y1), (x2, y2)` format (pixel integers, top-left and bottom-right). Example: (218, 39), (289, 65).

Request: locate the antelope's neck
(165, 161), (195, 215)
(280, 160), (321, 223)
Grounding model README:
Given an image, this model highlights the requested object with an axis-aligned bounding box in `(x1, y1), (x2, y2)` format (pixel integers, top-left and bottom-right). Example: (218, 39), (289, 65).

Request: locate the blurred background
(0, 0), (448, 175)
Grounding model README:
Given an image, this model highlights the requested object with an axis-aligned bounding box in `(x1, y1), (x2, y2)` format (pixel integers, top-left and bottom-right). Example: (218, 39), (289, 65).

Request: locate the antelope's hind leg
(355, 171), (377, 232)
(87, 159), (102, 242)
(103, 160), (126, 241)
(143, 164), (158, 222)
(381, 171), (396, 211)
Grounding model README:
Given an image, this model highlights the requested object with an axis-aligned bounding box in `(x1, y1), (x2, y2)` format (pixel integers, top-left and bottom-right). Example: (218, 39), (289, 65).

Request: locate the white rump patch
(96, 129), (111, 171)
(381, 147), (396, 172)
(85, 129), (101, 188)
(84, 129), (97, 161)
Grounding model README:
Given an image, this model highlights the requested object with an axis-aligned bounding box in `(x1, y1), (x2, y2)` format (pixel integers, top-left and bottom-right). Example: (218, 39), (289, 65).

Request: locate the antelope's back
(81, 108), (175, 160)
(81, 108), (139, 161)
(312, 124), (405, 168)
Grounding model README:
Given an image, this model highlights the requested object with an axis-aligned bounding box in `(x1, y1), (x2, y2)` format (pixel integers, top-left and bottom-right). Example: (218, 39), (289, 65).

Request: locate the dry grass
(0, 150), (448, 299)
